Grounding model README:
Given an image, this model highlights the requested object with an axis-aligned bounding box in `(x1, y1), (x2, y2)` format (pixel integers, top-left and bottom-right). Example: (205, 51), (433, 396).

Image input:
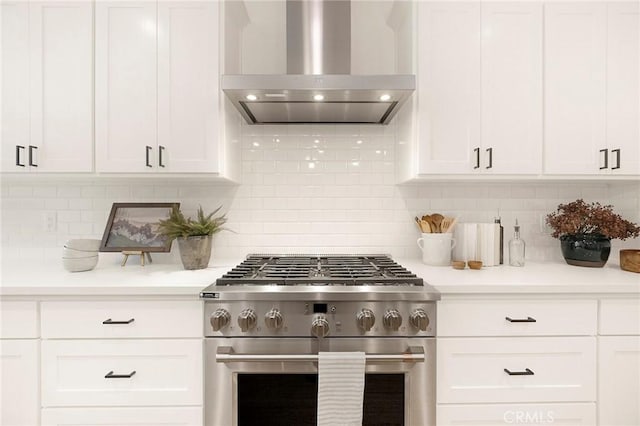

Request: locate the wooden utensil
(442, 216), (458, 233)
(430, 213), (444, 233)
(420, 220), (432, 233)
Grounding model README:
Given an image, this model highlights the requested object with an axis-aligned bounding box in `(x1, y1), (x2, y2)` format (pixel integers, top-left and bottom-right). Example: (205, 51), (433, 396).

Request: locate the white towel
(317, 351), (365, 426)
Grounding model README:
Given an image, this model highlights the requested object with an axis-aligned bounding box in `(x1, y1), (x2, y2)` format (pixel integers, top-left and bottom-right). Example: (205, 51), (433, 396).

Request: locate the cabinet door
(0, 340), (39, 426)
(1, 2), (30, 173)
(158, 2), (219, 173)
(544, 3), (607, 175)
(29, 2), (92, 172)
(417, 2), (481, 174)
(606, 2), (639, 175)
(598, 336), (640, 425)
(481, 2), (542, 175)
(95, 2), (157, 173)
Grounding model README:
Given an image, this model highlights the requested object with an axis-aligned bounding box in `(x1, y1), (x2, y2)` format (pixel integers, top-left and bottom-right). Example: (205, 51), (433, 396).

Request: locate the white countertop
(1, 256), (638, 298)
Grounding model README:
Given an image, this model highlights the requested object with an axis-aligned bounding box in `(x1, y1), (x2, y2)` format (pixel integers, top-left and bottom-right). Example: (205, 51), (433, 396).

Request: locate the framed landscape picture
(99, 202), (180, 252)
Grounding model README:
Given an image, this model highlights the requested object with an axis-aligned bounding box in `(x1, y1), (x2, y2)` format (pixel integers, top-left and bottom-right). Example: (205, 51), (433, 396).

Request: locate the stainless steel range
(201, 254), (439, 426)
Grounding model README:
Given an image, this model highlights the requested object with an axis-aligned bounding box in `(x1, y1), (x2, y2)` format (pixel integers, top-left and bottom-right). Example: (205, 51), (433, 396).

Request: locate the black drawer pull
(485, 147), (493, 169)
(505, 316), (536, 323)
(104, 370), (136, 379)
(102, 318), (135, 325)
(504, 368), (534, 376)
(159, 145), (166, 167)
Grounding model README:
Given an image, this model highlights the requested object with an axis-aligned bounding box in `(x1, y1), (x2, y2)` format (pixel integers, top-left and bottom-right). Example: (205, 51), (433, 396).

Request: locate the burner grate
(216, 255), (423, 286)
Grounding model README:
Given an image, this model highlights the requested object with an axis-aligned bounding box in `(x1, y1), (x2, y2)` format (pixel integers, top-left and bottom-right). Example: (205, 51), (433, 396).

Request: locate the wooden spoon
(441, 216), (453, 233)
(421, 220), (432, 233)
(430, 213), (444, 233)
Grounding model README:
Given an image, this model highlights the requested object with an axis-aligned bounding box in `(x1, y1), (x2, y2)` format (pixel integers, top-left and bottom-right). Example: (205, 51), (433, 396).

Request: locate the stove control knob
(237, 309), (257, 332)
(264, 309), (283, 330)
(409, 309), (430, 331)
(356, 308), (376, 332)
(311, 316), (330, 338)
(383, 309), (403, 331)
(210, 309), (231, 331)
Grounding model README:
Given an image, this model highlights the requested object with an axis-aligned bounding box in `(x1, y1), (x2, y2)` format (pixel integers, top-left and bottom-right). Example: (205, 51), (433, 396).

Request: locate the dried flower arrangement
(546, 199), (640, 240)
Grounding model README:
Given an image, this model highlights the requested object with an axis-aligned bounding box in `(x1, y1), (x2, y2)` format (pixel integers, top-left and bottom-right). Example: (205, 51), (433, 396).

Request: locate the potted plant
(158, 205), (228, 270)
(546, 199), (639, 267)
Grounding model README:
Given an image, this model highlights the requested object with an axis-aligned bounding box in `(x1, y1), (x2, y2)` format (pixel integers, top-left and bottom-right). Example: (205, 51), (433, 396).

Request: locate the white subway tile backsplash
(1, 122), (639, 263)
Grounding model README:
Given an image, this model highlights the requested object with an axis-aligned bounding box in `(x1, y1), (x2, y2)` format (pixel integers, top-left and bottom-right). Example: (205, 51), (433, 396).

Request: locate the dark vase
(560, 233), (611, 267)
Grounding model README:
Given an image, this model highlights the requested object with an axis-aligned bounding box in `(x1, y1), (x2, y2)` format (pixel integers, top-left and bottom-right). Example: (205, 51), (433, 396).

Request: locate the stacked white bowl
(63, 239), (101, 272)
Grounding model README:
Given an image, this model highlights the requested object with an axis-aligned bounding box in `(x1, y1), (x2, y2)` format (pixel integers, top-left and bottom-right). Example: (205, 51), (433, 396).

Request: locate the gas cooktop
(215, 254), (423, 286)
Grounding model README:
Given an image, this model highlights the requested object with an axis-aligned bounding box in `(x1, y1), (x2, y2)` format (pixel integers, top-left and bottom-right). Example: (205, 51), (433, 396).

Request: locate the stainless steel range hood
(222, 0), (415, 125)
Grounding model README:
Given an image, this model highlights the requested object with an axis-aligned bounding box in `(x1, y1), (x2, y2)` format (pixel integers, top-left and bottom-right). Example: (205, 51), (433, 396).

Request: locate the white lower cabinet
(41, 339), (202, 407)
(0, 301), (39, 426)
(41, 407), (202, 426)
(436, 298), (597, 426)
(438, 337), (596, 404)
(437, 403), (596, 425)
(38, 299), (204, 425)
(0, 340), (39, 426)
(598, 299), (640, 426)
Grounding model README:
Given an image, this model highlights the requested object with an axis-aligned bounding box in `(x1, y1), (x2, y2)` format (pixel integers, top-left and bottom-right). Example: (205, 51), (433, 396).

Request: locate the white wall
(2, 121), (638, 268)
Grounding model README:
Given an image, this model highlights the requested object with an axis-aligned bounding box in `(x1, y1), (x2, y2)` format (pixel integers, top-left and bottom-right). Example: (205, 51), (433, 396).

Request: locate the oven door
(205, 337), (435, 426)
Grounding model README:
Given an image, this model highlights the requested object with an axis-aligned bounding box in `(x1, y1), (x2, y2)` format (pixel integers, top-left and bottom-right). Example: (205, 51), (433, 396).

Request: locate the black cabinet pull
(104, 370), (136, 379)
(505, 316), (536, 323)
(145, 146), (153, 167)
(159, 145), (165, 167)
(102, 318), (135, 325)
(473, 147), (480, 169)
(599, 148), (608, 169)
(611, 149), (621, 170)
(485, 147), (493, 169)
(504, 368), (534, 376)
(28, 145), (38, 167)
(15, 145), (25, 167)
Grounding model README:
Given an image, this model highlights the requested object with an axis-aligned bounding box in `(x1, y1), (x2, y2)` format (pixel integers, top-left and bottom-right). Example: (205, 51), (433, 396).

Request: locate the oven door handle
(215, 346), (425, 363)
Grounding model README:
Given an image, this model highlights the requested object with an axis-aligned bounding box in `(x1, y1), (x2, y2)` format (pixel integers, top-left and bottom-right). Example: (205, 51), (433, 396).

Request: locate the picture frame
(99, 202), (180, 253)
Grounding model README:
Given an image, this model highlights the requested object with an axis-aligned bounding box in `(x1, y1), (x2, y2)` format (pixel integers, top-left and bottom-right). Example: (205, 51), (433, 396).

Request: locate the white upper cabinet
(96, 1), (221, 174)
(480, 2), (542, 175)
(544, 2), (639, 175)
(157, 2), (219, 173)
(1, 2), (93, 173)
(417, 2), (481, 175)
(605, 2), (639, 175)
(415, 2), (542, 176)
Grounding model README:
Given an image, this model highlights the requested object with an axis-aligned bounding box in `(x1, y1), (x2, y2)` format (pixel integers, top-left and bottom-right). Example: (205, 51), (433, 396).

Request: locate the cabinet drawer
(437, 337), (596, 403)
(42, 407), (202, 426)
(41, 300), (202, 338)
(599, 299), (640, 335)
(437, 402), (596, 425)
(41, 339), (202, 407)
(0, 301), (38, 338)
(437, 299), (597, 336)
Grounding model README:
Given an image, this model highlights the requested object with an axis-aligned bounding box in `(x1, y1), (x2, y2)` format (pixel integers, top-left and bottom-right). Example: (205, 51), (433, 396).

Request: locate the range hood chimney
(222, 0), (415, 125)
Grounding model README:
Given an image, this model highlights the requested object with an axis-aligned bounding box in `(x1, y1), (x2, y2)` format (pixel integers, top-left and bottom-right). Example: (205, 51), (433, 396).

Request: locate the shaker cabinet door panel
(29, 1), (93, 172)
(0, 340), (39, 426)
(157, 2), (220, 174)
(606, 2), (640, 175)
(598, 336), (640, 425)
(481, 2), (542, 175)
(95, 2), (158, 173)
(417, 2), (481, 174)
(544, 3), (607, 175)
(1, 3), (30, 173)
